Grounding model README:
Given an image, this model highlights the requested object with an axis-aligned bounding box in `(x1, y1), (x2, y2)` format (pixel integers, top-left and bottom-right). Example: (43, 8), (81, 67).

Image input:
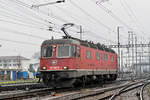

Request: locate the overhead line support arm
(31, 0), (65, 8)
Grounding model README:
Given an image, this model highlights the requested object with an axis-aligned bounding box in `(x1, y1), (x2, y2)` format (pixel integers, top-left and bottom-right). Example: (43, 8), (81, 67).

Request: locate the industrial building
(0, 56), (30, 80)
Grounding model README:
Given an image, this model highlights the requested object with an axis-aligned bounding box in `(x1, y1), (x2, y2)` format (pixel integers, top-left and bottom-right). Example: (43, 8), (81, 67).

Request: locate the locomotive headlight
(53, 45), (56, 48)
(42, 66), (46, 70)
(63, 66), (68, 70)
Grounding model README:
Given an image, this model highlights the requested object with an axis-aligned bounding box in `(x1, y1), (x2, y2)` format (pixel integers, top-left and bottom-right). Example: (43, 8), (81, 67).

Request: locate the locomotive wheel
(58, 78), (76, 88)
(82, 76), (86, 88)
(73, 78), (82, 87)
(43, 77), (76, 88)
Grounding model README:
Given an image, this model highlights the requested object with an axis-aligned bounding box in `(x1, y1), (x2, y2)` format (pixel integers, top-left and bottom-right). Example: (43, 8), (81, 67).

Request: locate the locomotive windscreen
(42, 46), (53, 57)
(57, 45), (70, 58)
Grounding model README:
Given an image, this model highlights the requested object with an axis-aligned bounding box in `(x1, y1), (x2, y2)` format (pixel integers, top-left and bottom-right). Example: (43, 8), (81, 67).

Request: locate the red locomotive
(39, 23), (118, 88)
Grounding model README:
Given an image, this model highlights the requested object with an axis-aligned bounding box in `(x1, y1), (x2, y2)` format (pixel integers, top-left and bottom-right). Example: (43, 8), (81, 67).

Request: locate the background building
(0, 56), (30, 80)
(0, 56), (30, 70)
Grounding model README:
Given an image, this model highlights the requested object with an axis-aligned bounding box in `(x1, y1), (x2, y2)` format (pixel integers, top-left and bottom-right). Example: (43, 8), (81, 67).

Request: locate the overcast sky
(0, 0), (149, 58)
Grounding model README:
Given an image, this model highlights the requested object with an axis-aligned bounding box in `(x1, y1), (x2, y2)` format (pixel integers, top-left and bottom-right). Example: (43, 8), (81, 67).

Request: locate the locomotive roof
(42, 38), (80, 45)
(42, 37), (116, 54)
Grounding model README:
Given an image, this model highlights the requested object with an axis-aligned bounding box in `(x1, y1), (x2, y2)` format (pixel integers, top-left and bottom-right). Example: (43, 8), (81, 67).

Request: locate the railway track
(108, 81), (144, 100)
(0, 80), (125, 100)
(0, 79), (148, 100)
(72, 80), (144, 100)
(0, 82), (45, 92)
(40, 79), (146, 100)
(140, 81), (150, 100)
(104, 79), (150, 100)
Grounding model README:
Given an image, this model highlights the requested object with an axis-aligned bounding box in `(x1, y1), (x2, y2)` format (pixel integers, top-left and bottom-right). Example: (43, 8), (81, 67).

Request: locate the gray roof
(0, 56), (30, 60)
(42, 38), (80, 45)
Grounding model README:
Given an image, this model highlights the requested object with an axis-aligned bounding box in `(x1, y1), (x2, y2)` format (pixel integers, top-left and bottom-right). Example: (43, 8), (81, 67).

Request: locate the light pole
(77, 25), (83, 40)
(117, 26), (120, 75)
(149, 42), (150, 73)
(135, 36), (137, 75)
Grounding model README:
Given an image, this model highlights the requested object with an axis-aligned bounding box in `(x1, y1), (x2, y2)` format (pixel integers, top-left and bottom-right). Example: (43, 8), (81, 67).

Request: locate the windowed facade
(86, 50), (91, 59)
(104, 54), (108, 61)
(13, 59), (17, 62)
(96, 52), (100, 60)
(13, 64), (17, 66)
(3, 64), (7, 67)
(42, 46), (53, 57)
(57, 45), (70, 58)
(0, 56), (29, 69)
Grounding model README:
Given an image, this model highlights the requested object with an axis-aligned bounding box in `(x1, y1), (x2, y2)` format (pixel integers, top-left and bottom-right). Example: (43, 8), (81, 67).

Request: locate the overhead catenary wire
(88, 0), (131, 41)
(0, 0), (57, 36)
(0, 0), (65, 55)
(120, 0), (146, 35)
(0, 10), (48, 29)
(87, 31), (117, 44)
(120, 0), (135, 24)
(7, 1), (88, 31)
(123, 0), (142, 26)
(0, 1), (66, 34)
(7, 0), (79, 34)
(10, 0), (102, 37)
(12, 0), (117, 43)
(54, 5), (117, 43)
(0, 19), (63, 37)
(54, 5), (80, 24)
(0, 27), (48, 40)
(9, 0), (68, 24)
(52, 0), (118, 43)
(6, 0), (52, 24)
(0, 19), (47, 30)
(3, 0), (116, 44)
(0, 0), (51, 27)
(0, 38), (39, 46)
(69, 0), (115, 33)
(92, 0), (132, 30)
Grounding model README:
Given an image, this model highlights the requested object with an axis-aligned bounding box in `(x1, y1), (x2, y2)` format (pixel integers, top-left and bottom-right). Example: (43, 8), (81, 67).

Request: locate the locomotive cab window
(104, 54), (108, 61)
(42, 46), (53, 57)
(57, 45), (70, 58)
(86, 50), (91, 59)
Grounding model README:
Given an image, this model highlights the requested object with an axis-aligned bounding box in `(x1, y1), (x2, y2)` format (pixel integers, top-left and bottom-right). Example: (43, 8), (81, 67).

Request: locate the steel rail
(47, 81), (133, 100)
(0, 80), (126, 100)
(0, 83), (45, 92)
(0, 79), (144, 100)
(109, 81), (144, 100)
(140, 81), (150, 100)
(0, 87), (52, 100)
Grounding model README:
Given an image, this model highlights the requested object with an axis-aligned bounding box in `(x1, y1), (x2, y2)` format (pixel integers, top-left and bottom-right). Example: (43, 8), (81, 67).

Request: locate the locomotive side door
(74, 46), (81, 69)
